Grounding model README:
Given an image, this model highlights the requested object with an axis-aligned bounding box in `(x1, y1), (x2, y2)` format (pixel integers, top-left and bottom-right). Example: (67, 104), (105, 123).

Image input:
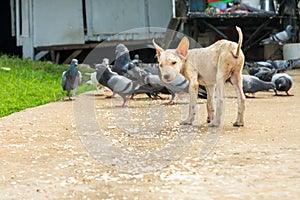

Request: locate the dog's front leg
(181, 81), (198, 125)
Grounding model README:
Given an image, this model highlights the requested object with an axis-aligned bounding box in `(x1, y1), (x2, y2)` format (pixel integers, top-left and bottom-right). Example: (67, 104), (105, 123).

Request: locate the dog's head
(152, 37), (189, 82)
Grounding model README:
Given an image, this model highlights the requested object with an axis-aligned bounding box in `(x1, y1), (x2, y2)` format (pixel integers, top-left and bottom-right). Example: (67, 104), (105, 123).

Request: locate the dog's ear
(176, 37), (189, 58)
(152, 39), (164, 61)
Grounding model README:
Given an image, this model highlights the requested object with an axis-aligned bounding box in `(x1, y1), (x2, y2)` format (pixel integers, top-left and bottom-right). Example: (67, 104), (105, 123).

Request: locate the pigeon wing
(108, 76), (137, 94)
(270, 30), (289, 42)
(77, 71), (82, 86)
(242, 75), (259, 93)
(62, 71), (67, 90)
(260, 37), (272, 45)
(260, 26), (292, 45)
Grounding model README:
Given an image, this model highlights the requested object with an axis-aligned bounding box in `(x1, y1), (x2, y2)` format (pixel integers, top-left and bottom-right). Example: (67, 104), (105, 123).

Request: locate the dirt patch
(1, 70), (300, 199)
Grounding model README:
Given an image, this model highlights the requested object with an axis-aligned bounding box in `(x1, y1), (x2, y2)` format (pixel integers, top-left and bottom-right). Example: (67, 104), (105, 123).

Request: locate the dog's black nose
(163, 74), (170, 80)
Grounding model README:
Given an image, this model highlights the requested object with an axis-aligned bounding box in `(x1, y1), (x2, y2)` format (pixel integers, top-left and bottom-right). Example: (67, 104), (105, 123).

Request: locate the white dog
(153, 27), (245, 127)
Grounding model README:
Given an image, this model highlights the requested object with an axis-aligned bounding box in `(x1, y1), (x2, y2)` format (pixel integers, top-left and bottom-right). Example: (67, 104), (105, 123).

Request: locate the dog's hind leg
(230, 72), (245, 126)
(205, 84), (215, 123)
(210, 73), (226, 127)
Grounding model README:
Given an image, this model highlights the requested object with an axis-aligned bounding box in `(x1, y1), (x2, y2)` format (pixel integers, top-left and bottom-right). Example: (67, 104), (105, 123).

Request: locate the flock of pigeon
(87, 43), (204, 106)
(241, 24), (298, 97)
(62, 42), (297, 103)
(241, 59), (295, 97)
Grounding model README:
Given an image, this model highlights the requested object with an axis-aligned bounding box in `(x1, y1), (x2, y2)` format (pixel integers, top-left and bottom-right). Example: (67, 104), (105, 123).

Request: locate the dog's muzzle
(163, 74), (171, 81)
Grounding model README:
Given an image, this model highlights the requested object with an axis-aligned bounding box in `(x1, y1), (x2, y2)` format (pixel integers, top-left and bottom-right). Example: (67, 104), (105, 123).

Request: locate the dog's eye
(171, 61), (177, 65)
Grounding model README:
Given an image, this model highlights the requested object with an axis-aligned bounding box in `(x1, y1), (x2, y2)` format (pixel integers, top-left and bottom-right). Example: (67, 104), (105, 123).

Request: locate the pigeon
(86, 72), (103, 96)
(260, 25), (293, 45)
(271, 72), (293, 96)
(254, 69), (277, 82)
(244, 58), (300, 77)
(125, 63), (170, 100)
(267, 59), (300, 70)
(157, 69), (190, 104)
(248, 66), (271, 76)
(112, 44), (131, 75)
(244, 61), (273, 75)
(86, 58), (111, 96)
(102, 58), (110, 66)
(100, 58), (114, 93)
(127, 63), (208, 103)
(241, 75), (276, 97)
(96, 63), (140, 107)
(132, 54), (142, 64)
(254, 61), (273, 69)
(62, 59), (82, 100)
(161, 73), (189, 95)
(124, 62), (147, 82)
(136, 63), (160, 75)
(126, 63), (190, 103)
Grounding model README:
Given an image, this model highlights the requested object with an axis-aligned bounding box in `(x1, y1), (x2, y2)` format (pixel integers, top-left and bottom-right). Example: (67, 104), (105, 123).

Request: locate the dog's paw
(180, 120), (192, 125)
(209, 122), (220, 128)
(233, 121), (244, 127)
(209, 119), (221, 127)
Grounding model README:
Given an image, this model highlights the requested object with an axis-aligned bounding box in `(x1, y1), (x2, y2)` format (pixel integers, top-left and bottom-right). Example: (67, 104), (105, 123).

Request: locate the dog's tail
(232, 26), (243, 58)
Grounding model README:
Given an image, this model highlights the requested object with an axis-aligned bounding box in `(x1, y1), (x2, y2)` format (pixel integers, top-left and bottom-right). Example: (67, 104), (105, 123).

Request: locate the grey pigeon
(244, 58), (300, 77)
(62, 59), (82, 100)
(125, 64), (171, 100)
(126, 63), (207, 103)
(242, 75), (276, 97)
(136, 63), (160, 75)
(132, 54), (142, 64)
(255, 61), (273, 69)
(112, 44), (131, 75)
(96, 63), (140, 107)
(161, 73), (189, 94)
(267, 59), (300, 70)
(102, 58), (110, 66)
(249, 66), (271, 76)
(157, 69), (190, 103)
(254, 69), (277, 82)
(126, 63), (189, 103)
(271, 73), (293, 96)
(86, 72), (102, 95)
(260, 25), (293, 45)
(244, 61), (272, 75)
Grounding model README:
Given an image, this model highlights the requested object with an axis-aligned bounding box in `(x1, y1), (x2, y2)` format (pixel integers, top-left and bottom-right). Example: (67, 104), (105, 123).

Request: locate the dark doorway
(0, 1), (21, 56)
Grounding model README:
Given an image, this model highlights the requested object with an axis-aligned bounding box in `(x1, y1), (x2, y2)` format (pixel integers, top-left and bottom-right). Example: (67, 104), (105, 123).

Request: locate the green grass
(0, 55), (95, 117)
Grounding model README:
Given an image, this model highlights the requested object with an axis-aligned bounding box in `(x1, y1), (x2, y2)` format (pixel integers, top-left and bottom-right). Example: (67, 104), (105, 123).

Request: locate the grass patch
(0, 55), (95, 117)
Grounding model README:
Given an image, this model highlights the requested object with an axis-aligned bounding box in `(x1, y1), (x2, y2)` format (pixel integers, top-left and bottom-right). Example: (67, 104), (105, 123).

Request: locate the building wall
(10, 0), (173, 59)
(32, 0), (85, 47)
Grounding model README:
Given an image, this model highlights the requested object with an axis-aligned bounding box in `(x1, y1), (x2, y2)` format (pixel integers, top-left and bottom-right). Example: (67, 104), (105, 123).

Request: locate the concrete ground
(0, 69), (299, 199)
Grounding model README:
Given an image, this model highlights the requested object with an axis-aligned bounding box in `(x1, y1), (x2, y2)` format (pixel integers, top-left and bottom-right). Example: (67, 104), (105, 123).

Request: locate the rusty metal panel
(32, 0), (84, 47)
